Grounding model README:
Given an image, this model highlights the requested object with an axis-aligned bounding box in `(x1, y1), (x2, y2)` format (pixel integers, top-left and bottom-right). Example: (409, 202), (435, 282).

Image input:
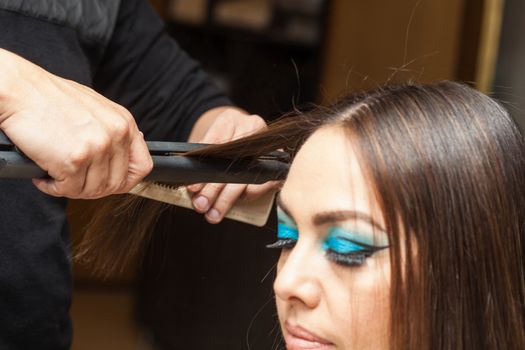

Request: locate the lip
(284, 321), (334, 350)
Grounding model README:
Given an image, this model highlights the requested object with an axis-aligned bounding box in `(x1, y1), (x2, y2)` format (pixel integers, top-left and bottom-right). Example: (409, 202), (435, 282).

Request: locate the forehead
(280, 126), (374, 218)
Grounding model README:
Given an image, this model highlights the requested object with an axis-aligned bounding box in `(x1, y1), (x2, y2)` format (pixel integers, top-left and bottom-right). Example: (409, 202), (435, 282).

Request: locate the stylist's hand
(187, 107), (278, 223)
(0, 49), (152, 199)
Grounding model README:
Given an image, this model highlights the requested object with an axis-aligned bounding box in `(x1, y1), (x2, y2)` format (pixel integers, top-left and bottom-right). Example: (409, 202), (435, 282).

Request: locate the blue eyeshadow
(277, 207), (298, 241)
(323, 235), (366, 253)
(322, 227), (369, 254)
(273, 206), (388, 263)
(277, 222), (299, 241)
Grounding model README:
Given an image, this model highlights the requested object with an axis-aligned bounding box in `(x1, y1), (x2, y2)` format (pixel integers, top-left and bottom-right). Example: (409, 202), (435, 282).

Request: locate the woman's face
(274, 126), (391, 350)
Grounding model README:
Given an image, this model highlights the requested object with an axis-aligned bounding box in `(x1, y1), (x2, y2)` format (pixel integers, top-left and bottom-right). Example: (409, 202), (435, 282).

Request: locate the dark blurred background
(68, 0), (523, 349)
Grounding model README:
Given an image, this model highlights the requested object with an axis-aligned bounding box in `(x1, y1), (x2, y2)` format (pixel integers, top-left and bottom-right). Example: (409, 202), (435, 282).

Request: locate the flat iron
(0, 130), (288, 226)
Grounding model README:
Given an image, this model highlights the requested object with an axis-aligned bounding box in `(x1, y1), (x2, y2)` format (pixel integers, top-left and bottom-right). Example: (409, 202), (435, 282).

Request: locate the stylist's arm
(0, 49), (152, 199)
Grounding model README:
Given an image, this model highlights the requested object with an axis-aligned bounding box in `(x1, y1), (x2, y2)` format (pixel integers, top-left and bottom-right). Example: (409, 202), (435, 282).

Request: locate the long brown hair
(77, 81), (525, 349)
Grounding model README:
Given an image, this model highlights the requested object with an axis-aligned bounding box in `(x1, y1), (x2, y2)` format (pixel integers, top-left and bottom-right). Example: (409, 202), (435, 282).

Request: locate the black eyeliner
(325, 250), (368, 266)
(266, 238), (296, 249)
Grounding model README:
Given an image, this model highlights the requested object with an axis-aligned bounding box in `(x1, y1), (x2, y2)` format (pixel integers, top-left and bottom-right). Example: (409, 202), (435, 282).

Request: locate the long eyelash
(325, 250), (369, 266)
(266, 238), (296, 250)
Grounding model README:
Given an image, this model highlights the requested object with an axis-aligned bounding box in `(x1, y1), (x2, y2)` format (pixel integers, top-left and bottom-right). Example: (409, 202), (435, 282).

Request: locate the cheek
(274, 251), (291, 327)
(332, 256), (391, 347)
(275, 295), (287, 327)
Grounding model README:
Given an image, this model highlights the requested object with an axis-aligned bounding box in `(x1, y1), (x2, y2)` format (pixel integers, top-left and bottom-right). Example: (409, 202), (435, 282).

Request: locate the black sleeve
(93, 0), (232, 142)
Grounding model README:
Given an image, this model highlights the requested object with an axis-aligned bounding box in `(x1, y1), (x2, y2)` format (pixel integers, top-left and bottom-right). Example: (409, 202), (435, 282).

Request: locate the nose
(273, 243), (322, 309)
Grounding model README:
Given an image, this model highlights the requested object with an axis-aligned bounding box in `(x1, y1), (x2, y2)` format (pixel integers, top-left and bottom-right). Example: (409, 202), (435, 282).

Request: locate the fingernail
(206, 208), (221, 222)
(193, 196), (209, 212)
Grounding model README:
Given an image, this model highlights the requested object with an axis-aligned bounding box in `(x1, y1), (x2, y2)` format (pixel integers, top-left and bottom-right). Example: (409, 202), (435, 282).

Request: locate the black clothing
(0, 0), (120, 46)
(0, 1), (230, 348)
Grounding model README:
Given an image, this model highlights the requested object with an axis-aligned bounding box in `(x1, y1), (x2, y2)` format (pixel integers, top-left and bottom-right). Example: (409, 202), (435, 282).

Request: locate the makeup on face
(266, 206), (299, 249)
(268, 201), (389, 267)
(273, 128), (393, 350)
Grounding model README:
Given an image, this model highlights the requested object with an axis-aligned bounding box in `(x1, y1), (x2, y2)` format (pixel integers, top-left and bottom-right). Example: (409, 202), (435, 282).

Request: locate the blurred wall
(493, 0), (525, 131)
(321, 0), (465, 102)
(148, 0), (165, 16)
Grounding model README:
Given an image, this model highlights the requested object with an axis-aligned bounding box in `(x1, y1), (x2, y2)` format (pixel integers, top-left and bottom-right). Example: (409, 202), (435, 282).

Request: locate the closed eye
(323, 236), (373, 254)
(323, 229), (388, 267)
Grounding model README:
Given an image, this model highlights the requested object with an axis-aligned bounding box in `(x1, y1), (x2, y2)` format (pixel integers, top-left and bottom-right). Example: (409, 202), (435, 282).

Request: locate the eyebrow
(276, 193), (387, 233)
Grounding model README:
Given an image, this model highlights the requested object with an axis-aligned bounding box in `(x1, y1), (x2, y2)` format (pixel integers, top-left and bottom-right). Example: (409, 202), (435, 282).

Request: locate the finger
(200, 116), (236, 144)
(80, 150), (111, 198)
(205, 183), (247, 224)
(69, 132), (112, 198)
(120, 130), (153, 192)
(189, 113), (267, 212)
(187, 120), (235, 195)
(187, 183), (204, 193)
(105, 131), (131, 193)
(106, 146), (129, 194)
(33, 164), (88, 198)
(33, 178), (62, 197)
(97, 109), (132, 194)
(186, 120), (241, 195)
(191, 183), (225, 213)
(240, 181), (281, 201)
(229, 120), (264, 140)
(230, 114), (267, 139)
